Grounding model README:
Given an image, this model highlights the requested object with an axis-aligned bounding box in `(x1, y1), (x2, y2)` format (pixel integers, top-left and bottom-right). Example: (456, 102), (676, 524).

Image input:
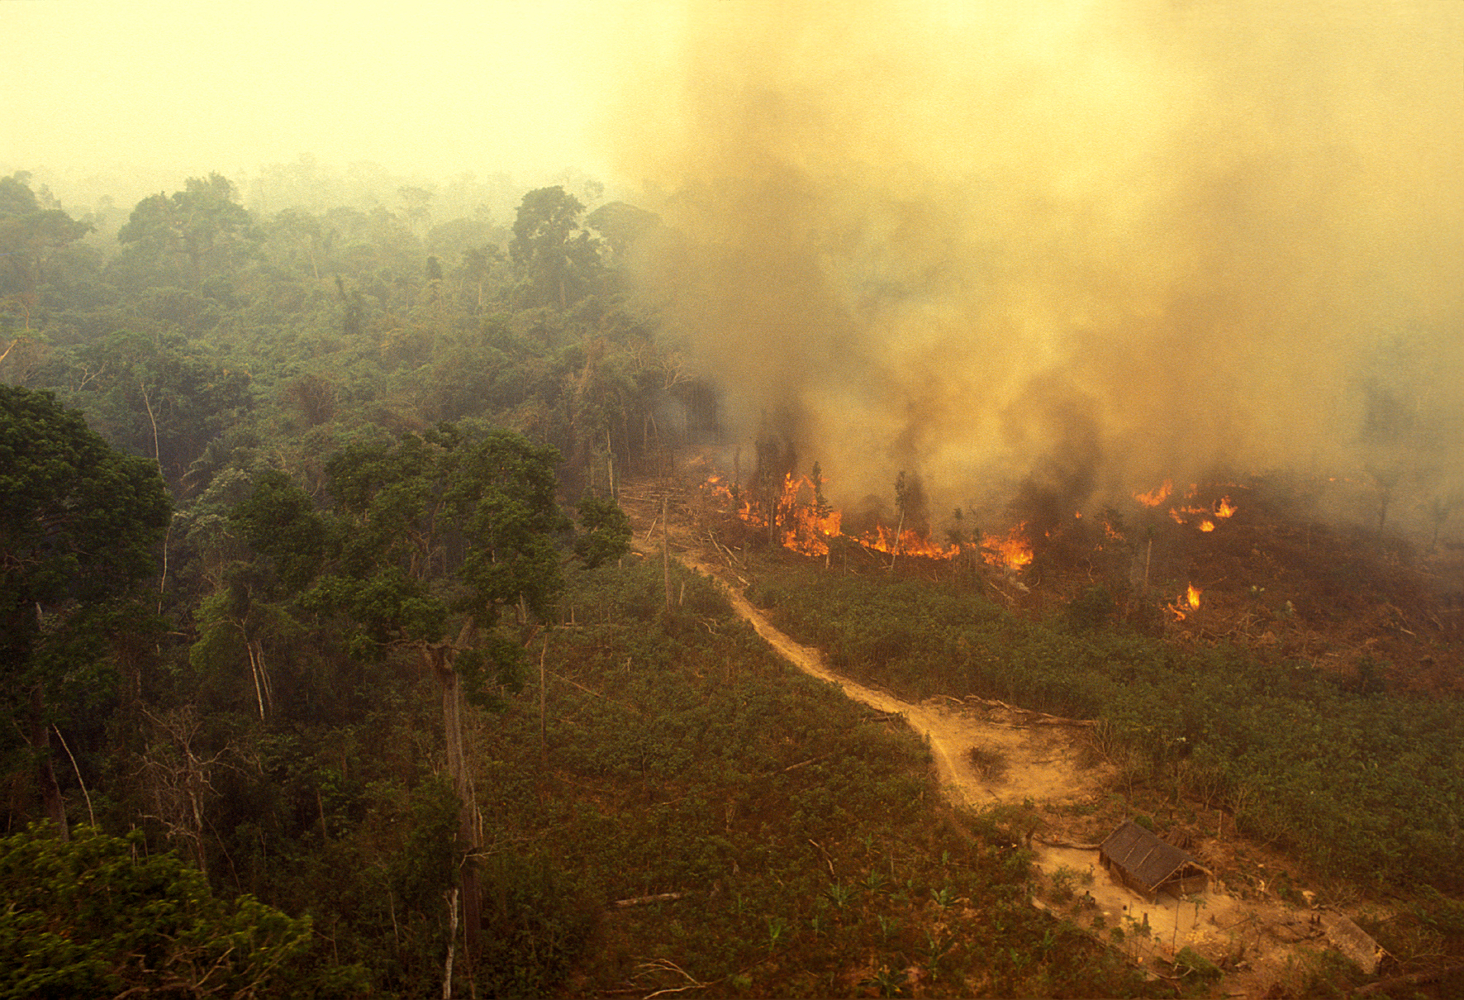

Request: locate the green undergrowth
(745, 566), (1464, 900)
(472, 559), (1164, 998)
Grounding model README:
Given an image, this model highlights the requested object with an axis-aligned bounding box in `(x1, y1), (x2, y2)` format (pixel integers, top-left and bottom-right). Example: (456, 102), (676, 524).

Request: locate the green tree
(57, 329), (252, 488)
(188, 470), (333, 721)
(0, 386), (172, 837)
(0, 174), (92, 330)
(313, 423), (570, 970)
(117, 173), (255, 289)
(260, 207), (328, 282)
(510, 186), (604, 310)
(585, 199), (660, 265)
(0, 823), (346, 999)
(566, 338), (638, 490)
(452, 242), (508, 315)
(573, 492), (632, 569)
(398, 184), (434, 236)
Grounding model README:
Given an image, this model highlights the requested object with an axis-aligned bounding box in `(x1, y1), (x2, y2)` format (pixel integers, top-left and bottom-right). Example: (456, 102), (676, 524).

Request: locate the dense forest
(0, 168), (715, 997)
(2, 168), (1462, 999)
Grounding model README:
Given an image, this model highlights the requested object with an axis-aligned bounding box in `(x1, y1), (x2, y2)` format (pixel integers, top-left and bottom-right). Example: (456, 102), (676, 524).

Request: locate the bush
(0, 824), (357, 999)
(477, 852), (596, 998)
(1067, 585), (1117, 630)
(1171, 945), (1222, 985)
(967, 743), (1011, 782)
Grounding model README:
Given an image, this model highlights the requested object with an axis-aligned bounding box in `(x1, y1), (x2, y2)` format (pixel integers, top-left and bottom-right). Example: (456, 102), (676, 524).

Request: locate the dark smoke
(599, 1), (1464, 541)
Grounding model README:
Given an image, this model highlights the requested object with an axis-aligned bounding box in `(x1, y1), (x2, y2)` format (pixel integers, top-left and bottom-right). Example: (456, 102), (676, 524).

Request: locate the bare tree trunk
(31, 687), (68, 840)
(157, 514), (174, 618)
(662, 497), (672, 614)
(139, 379), (162, 473)
(53, 725), (96, 828)
(243, 634), (272, 722)
(423, 623), (482, 969)
(606, 429), (615, 498)
(539, 639), (548, 760)
(139, 706), (217, 874)
(442, 887), (458, 999)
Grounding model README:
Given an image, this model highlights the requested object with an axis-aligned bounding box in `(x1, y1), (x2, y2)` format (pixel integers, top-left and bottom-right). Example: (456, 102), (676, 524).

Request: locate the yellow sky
(4, 1), (656, 195)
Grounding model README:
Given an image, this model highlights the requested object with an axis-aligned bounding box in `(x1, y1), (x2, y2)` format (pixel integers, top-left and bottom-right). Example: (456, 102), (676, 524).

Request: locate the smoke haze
(600, 1), (1464, 528)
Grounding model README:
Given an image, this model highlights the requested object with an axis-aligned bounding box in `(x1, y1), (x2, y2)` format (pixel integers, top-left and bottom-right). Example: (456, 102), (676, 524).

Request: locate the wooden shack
(1099, 820), (1210, 899)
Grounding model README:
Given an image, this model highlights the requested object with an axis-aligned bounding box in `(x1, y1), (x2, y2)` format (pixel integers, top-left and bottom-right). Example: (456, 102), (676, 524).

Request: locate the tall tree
(0, 173), (92, 329)
(117, 173), (255, 289)
(58, 330), (253, 490)
(585, 200), (660, 265)
(188, 470), (332, 722)
(0, 387), (171, 837)
(0, 824), (343, 997)
(312, 424), (569, 971)
(510, 186), (604, 310)
(398, 185), (435, 237)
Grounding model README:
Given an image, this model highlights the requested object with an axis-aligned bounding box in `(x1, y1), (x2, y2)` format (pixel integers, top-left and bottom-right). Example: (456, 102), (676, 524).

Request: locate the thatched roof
(1100, 820), (1209, 895)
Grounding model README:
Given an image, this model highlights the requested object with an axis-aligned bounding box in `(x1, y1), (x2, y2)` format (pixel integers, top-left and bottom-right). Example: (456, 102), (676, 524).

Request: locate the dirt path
(640, 531), (1378, 994)
(717, 581), (1098, 810)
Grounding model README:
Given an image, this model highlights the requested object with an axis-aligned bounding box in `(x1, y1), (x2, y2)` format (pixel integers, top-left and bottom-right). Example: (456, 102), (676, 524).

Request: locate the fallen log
(962, 695), (1097, 727)
(1033, 836), (1102, 850)
(613, 892), (687, 908)
(1351, 962), (1464, 996)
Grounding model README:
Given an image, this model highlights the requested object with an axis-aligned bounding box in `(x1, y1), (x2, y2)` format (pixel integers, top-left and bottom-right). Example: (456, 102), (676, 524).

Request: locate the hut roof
(1100, 820), (1207, 894)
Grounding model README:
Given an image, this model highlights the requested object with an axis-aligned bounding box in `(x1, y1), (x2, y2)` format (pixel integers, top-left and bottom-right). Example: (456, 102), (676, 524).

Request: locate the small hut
(1099, 820), (1210, 899)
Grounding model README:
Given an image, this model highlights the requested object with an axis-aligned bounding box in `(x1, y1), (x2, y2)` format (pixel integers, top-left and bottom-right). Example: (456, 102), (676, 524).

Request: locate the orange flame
(1135, 480), (1173, 507)
(709, 472), (963, 561)
(1139, 481), (1238, 531)
(981, 523), (1034, 570)
(856, 522), (961, 560)
(1165, 584), (1202, 621)
(773, 473), (841, 556)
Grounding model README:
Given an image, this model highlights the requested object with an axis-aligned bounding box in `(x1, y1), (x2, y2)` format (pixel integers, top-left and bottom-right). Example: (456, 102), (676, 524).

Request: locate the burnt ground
(1011, 477), (1464, 696)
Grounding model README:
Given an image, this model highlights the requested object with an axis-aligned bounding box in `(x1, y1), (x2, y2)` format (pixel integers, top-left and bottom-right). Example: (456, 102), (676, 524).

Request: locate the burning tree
(751, 426), (799, 547)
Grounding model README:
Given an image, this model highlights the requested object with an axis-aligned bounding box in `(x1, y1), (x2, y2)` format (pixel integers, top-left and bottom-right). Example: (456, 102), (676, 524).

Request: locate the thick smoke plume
(600, 1), (1463, 536)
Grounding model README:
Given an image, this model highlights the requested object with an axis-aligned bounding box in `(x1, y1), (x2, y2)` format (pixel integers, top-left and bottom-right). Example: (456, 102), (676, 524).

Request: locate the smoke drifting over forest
(602, 1), (1464, 528)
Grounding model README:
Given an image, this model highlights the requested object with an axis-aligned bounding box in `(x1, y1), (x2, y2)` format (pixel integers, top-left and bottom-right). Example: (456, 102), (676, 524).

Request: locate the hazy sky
(5, 0), (649, 195)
